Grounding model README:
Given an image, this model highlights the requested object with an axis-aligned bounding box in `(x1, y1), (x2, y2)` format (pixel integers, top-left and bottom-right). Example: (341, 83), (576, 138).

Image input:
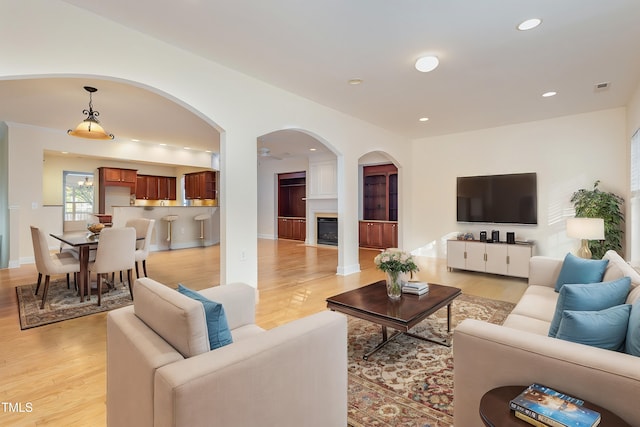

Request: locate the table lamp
(566, 217), (605, 259)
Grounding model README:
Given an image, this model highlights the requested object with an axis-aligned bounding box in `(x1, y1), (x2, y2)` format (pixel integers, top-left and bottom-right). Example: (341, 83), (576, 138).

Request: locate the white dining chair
(125, 218), (155, 278)
(30, 226), (81, 309)
(89, 227), (136, 306)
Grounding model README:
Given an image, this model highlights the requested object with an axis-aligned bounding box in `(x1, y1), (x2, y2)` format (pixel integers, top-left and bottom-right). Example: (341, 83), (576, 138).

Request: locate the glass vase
(385, 270), (404, 300)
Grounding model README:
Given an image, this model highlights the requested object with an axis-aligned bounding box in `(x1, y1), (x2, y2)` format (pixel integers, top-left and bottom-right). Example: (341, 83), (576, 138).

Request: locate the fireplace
(317, 217), (338, 246)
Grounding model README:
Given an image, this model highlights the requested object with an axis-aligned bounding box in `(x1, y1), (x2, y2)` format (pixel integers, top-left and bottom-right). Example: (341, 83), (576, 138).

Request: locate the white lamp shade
(566, 217), (605, 240)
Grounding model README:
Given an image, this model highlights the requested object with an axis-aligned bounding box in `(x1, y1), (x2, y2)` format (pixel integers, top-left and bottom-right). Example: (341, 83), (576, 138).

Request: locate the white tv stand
(447, 239), (533, 278)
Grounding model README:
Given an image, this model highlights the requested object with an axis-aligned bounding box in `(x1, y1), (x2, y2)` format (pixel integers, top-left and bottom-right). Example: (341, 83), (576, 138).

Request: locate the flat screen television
(456, 172), (537, 224)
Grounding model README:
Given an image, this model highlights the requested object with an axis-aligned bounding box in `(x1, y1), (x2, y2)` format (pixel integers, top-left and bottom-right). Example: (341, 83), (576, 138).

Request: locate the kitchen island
(112, 206), (219, 251)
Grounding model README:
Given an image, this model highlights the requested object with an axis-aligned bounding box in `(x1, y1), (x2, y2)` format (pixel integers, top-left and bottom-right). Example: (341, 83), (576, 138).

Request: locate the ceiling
(3, 1), (640, 158)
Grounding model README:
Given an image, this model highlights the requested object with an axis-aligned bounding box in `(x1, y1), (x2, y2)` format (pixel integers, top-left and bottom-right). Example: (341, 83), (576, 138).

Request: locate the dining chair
(89, 227), (136, 306)
(30, 226), (81, 309)
(125, 218), (155, 278)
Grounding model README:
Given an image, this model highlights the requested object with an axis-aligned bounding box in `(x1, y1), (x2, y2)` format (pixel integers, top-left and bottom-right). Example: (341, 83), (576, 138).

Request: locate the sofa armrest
(528, 256), (563, 288)
(453, 319), (640, 427)
(107, 306), (184, 427)
(197, 282), (255, 329)
(154, 311), (348, 427)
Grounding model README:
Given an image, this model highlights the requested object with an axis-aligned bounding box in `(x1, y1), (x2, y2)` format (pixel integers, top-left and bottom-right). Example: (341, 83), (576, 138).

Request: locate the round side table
(479, 385), (631, 427)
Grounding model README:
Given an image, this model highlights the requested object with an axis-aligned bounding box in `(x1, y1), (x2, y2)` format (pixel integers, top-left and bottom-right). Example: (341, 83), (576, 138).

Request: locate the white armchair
(107, 278), (348, 427)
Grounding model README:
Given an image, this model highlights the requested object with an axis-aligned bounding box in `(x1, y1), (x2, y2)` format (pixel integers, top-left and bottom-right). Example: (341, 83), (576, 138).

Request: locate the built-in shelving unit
(359, 164), (398, 249)
(278, 171), (306, 241)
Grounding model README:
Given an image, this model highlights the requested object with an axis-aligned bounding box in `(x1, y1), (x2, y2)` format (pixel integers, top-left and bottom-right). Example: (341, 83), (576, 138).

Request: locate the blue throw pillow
(178, 284), (233, 350)
(626, 300), (640, 356)
(555, 253), (609, 292)
(556, 304), (631, 351)
(548, 277), (631, 338)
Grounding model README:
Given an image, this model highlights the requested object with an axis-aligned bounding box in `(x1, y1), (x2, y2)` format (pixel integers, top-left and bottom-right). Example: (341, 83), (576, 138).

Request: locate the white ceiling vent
(594, 82), (611, 91)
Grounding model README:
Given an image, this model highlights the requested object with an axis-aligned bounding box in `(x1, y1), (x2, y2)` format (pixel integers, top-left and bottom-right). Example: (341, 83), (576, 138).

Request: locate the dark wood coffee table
(326, 281), (462, 360)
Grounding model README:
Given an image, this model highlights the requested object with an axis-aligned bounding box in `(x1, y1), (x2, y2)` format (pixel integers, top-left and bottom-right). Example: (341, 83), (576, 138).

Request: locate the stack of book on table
(509, 383), (601, 427)
(402, 282), (429, 295)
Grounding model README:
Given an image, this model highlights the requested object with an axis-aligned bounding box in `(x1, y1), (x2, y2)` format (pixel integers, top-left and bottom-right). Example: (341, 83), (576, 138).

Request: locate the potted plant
(374, 249), (419, 300)
(570, 180), (624, 259)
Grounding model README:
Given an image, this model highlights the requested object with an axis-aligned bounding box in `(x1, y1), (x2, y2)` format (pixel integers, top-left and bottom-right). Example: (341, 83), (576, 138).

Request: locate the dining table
(50, 230), (142, 303)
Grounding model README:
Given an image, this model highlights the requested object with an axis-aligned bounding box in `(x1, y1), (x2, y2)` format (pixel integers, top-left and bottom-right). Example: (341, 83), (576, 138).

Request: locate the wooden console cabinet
(447, 239), (533, 278)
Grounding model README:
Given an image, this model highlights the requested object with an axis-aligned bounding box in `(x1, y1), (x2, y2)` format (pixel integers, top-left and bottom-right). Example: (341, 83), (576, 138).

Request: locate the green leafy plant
(570, 180), (624, 259)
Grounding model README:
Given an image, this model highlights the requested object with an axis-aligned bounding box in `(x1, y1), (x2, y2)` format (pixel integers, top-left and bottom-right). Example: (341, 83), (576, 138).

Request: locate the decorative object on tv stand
(68, 86), (115, 140)
(566, 217), (604, 259)
(570, 180), (624, 259)
(374, 249), (419, 300)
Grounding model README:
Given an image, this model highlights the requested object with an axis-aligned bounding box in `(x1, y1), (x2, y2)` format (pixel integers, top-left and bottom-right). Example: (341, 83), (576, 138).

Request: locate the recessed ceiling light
(542, 91), (557, 97)
(348, 78), (363, 85)
(159, 143), (167, 146)
(415, 56), (439, 73)
(131, 139), (140, 142)
(183, 146), (191, 150)
(309, 148), (317, 151)
(419, 117), (429, 122)
(517, 18), (542, 31)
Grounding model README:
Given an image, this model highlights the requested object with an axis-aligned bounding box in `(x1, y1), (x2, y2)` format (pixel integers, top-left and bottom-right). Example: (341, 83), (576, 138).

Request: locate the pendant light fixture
(68, 86), (114, 140)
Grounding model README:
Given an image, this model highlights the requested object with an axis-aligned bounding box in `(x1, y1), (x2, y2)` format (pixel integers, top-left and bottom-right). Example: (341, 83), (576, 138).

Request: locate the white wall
(408, 108), (628, 259)
(0, 0), (411, 283)
(0, 122), (8, 268)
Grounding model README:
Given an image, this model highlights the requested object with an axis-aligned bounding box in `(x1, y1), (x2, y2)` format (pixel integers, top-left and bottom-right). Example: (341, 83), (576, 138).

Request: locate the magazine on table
(509, 383), (600, 427)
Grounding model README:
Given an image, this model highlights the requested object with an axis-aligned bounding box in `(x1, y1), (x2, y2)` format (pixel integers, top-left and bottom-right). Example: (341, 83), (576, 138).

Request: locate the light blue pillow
(556, 304), (631, 351)
(555, 252), (609, 292)
(626, 300), (640, 356)
(548, 277), (631, 337)
(178, 284), (233, 350)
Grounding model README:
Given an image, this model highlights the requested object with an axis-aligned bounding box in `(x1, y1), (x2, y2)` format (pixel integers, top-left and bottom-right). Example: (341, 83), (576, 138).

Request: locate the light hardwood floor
(0, 239), (527, 426)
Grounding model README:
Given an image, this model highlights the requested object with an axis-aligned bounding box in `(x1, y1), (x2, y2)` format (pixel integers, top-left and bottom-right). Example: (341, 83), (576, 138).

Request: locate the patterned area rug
(346, 293), (515, 427)
(16, 279), (133, 329)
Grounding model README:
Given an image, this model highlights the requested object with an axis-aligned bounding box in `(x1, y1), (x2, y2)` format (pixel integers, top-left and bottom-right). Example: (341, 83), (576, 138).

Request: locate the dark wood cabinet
(277, 171), (306, 241)
(158, 176), (176, 200)
(102, 167), (137, 185)
(360, 164), (398, 249)
(278, 217), (306, 240)
(185, 171), (216, 199)
(359, 220), (398, 249)
(363, 164), (398, 221)
(98, 167), (138, 213)
(136, 175), (176, 200)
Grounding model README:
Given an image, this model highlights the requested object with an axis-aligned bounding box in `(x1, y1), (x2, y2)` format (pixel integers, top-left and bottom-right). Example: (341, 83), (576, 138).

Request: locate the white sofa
(106, 278), (348, 427)
(453, 250), (640, 427)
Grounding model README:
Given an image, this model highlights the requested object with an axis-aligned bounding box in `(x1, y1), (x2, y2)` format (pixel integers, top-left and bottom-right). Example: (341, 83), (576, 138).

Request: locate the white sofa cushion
(134, 278), (210, 358)
(509, 285), (558, 323)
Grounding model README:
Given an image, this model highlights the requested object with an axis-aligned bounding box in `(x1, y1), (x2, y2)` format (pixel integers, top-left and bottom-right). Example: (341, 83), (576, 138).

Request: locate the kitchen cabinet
(101, 167), (137, 185)
(185, 171), (216, 199)
(98, 167), (138, 213)
(136, 175), (176, 200)
(446, 240), (533, 278)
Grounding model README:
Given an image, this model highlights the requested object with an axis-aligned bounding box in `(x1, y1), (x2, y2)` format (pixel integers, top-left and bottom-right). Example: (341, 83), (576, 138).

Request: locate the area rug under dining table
(16, 279), (133, 330)
(346, 293), (515, 427)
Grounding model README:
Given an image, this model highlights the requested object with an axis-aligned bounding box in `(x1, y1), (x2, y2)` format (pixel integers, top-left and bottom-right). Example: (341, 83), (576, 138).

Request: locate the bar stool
(194, 213), (211, 245)
(161, 215), (178, 249)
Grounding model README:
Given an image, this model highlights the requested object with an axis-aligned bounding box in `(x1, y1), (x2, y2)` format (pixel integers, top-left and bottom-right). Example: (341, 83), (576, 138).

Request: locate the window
(631, 129), (640, 263)
(64, 171), (94, 221)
